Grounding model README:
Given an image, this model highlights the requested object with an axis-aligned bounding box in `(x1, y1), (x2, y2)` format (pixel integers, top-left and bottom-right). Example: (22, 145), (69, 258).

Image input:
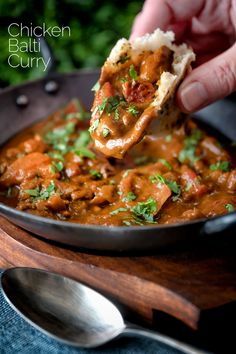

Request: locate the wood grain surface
(0, 216), (235, 332)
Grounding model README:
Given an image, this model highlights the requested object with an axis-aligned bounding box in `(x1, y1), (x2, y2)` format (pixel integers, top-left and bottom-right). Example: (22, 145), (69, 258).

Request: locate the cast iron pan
(0, 68), (236, 252)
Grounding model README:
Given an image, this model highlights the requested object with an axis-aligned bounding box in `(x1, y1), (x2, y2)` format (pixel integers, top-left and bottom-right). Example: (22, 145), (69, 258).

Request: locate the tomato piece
(64, 99), (79, 114)
(181, 167), (208, 198)
(122, 80), (155, 104)
(92, 82), (114, 111)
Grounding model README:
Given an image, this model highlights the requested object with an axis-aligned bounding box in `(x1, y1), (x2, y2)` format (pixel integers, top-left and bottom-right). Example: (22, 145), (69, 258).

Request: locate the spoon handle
(123, 324), (210, 354)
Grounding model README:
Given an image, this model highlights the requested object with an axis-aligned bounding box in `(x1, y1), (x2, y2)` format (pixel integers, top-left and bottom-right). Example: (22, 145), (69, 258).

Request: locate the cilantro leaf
(129, 64), (137, 80)
(127, 105), (139, 116)
(150, 174), (181, 199)
(178, 129), (202, 165)
(89, 170), (102, 179)
(225, 204), (235, 213)
(110, 208), (128, 215)
(25, 187), (40, 197)
(122, 192), (137, 202)
(74, 131), (91, 148)
(25, 181), (56, 201)
(103, 128), (110, 138)
(114, 108), (120, 121)
(44, 122), (76, 155)
(51, 161), (64, 173)
(48, 151), (64, 161)
(89, 118), (100, 134)
(159, 159), (172, 170)
(209, 161), (231, 172)
(132, 198), (157, 222)
(75, 147), (95, 159)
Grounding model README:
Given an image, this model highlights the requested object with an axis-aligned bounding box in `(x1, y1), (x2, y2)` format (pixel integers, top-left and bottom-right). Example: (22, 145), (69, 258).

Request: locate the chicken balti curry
(0, 99), (235, 226)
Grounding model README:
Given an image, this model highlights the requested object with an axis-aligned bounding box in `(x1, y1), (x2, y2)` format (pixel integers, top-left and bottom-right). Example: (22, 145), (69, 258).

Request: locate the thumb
(177, 44), (236, 113)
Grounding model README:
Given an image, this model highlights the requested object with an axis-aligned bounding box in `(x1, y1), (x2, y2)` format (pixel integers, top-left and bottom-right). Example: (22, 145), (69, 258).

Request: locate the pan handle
(201, 212), (236, 235)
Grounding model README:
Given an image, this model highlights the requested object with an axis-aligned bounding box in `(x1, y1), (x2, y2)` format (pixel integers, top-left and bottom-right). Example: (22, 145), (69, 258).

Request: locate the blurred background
(0, 0), (143, 87)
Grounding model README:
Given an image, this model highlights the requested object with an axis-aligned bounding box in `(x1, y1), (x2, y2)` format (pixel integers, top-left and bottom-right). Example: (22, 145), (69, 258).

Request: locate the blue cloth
(0, 270), (181, 354)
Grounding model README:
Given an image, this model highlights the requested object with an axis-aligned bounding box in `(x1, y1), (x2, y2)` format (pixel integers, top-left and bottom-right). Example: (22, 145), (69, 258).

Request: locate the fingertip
(175, 90), (191, 114)
(176, 81), (209, 113)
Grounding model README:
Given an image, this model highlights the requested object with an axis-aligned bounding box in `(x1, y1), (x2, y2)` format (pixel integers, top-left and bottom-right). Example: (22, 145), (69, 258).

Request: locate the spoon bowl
(1, 268), (207, 353)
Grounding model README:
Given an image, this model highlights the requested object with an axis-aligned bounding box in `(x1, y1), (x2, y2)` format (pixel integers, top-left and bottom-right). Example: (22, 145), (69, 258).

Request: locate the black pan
(0, 69), (235, 252)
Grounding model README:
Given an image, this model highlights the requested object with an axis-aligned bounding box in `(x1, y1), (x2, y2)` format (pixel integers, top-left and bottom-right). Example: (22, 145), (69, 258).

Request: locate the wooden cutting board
(0, 216), (235, 334)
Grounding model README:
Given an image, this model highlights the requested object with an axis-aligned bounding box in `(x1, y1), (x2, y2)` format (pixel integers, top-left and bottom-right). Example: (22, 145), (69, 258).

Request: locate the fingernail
(179, 82), (208, 112)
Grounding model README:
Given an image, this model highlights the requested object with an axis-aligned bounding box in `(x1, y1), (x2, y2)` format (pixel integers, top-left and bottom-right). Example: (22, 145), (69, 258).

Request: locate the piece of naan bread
(89, 29), (195, 159)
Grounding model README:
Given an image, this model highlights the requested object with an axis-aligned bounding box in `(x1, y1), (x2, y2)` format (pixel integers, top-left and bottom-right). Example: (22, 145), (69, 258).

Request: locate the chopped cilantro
(75, 147), (95, 159)
(123, 220), (131, 226)
(54, 161), (64, 172)
(150, 174), (181, 199)
(50, 161), (64, 174)
(50, 165), (56, 174)
(74, 131), (91, 148)
(89, 118), (100, 134)
(92, 96), (125, 123)
(166, 180), (181, 195)
(65, 122), (76, 134)
(132, 215), (147, 225)
(25, 187), (40, 197)
(129, 64), (137, 80)
(98, 98), (108, 113)
(225, 204), (235, 213)
(106, 96), (125, 115)
(132, 198), (157, 223)
(120, 77), (128, 83)
(65, 112), (81, 120)
(122, 192), (137, 202)
(40, 181), (56, 200)
(44, 122), (75, 154)
(178, 129), (202, 165)
(91, 97), (108, 119)
(103, 128), (110, 138)
(149, 174), (165, 184)
(159, 159), (172, 170)
(127, 105), (139, 116)
(91, 81), (100, 92)
(89, 170), (102, 179)
(110, 208), (128, 215)
(114, 108), (120, 121)
(48, 151), (64, 161)
(25, 181), (56, 201)
(209, 161), (230, 172)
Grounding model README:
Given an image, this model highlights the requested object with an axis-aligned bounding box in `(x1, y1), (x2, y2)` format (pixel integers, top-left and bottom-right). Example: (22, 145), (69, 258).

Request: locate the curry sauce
(0, 99), (235, 226)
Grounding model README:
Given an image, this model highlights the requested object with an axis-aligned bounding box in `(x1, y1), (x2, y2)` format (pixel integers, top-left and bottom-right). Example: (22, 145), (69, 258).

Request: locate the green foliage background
(0, 0), (143, 87)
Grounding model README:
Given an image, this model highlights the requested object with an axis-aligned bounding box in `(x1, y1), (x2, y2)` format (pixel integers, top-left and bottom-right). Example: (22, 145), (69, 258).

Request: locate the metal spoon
(1, 268), (207, 354)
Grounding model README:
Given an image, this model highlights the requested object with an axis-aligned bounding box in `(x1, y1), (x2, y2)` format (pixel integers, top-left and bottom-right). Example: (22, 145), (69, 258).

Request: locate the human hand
(130, 0), (236, 113)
